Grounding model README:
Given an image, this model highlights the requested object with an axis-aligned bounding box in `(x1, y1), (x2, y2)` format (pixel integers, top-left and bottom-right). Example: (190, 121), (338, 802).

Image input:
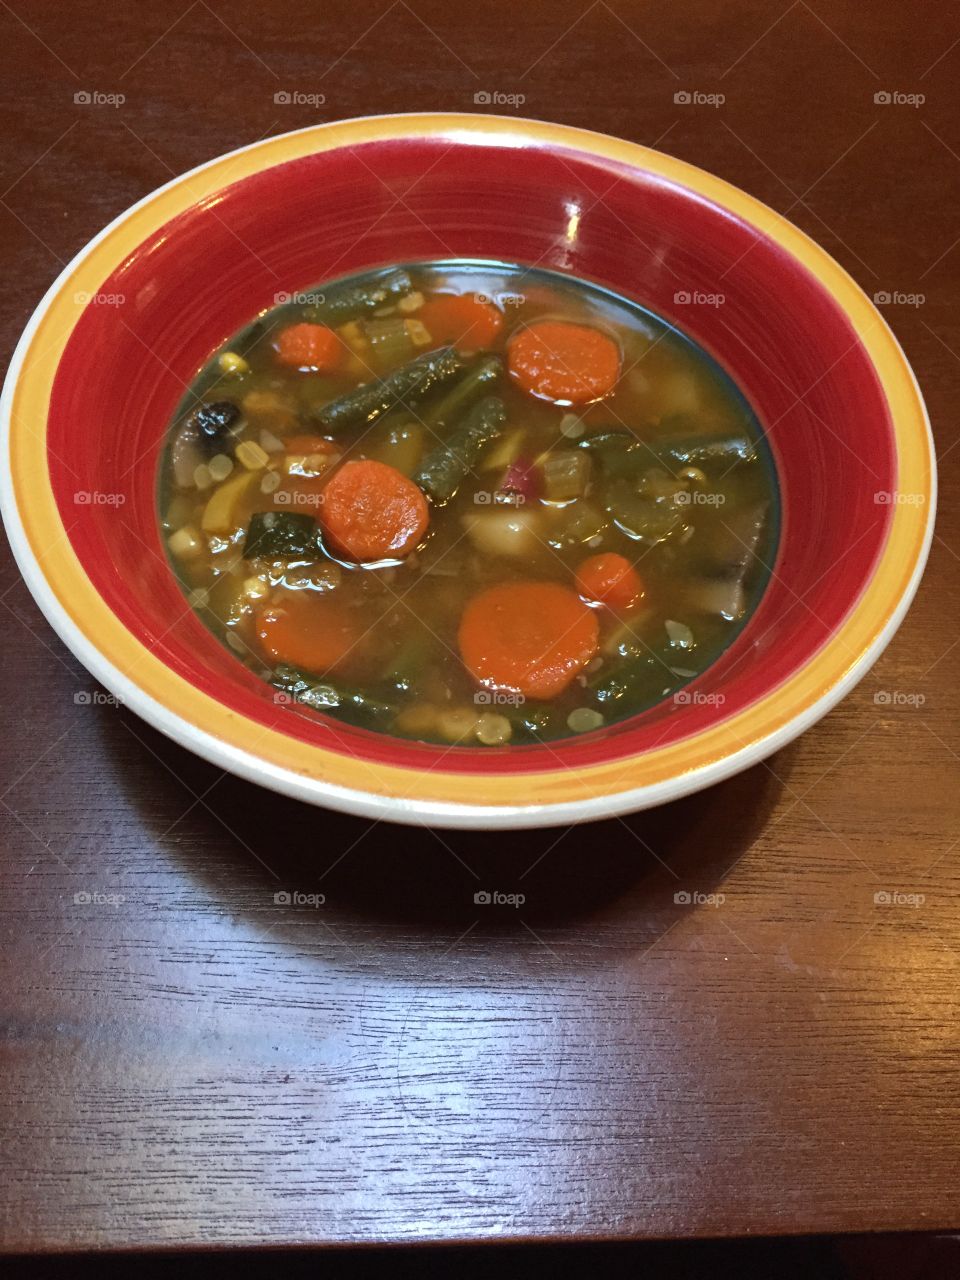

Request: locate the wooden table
(1, 0), (958, 1253)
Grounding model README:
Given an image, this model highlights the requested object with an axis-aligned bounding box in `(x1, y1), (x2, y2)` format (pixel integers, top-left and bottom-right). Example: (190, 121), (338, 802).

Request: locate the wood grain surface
(1, 0), (958, 1253)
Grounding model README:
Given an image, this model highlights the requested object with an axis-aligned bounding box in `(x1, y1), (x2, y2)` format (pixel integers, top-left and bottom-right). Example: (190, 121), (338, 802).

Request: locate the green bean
(580, 427), (755, 477)
(657, 433), (756, 469)
(414, 395), (507, 505)
(423, 355), (503, 428)
(314, 346), (464, 433)
(303, 268), (414, 327)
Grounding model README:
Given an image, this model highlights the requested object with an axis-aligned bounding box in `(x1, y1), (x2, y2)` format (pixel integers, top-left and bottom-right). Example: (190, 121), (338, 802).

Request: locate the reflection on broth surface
(161, 261), (778, 747)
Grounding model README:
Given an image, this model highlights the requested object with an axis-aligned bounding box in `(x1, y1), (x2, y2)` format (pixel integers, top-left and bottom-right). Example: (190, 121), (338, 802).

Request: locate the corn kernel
(208, 453), (234, 482)
(236, 440), (270, 471)
(218, 351), (249, 375)
(167, 525), (203, 559)
(405, 319), (433, 347)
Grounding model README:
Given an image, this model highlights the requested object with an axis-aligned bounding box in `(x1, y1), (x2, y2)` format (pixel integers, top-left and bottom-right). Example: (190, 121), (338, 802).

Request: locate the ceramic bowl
(0, 114), (935, 828)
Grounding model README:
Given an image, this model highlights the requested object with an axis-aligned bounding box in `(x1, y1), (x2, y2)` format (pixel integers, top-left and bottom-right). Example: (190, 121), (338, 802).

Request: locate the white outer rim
(0, 114), (937, 830)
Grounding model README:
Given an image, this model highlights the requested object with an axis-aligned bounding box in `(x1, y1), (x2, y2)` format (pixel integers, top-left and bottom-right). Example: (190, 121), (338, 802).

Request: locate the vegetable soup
(161, 261), (778, 747)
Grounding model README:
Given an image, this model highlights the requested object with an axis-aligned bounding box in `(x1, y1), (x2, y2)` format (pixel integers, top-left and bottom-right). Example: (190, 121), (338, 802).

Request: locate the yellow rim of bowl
(6, 114), (933, 810)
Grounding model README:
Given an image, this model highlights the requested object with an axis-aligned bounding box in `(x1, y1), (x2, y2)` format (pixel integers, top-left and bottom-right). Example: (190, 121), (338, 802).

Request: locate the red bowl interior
(46, 134), (894, 774)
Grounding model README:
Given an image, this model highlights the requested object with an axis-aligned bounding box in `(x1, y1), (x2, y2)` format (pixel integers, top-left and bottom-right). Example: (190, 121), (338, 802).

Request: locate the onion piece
(171, 420), (203, 489)
(461, 509), (544, 559)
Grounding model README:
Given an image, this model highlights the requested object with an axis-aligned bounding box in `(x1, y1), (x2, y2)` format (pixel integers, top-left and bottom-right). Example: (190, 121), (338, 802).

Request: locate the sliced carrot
(508, 320), (621, 404)
(417, 293), (503, 353)
(458, 581), (599, 700)
(320, 458), (429, 561)
(575, 552), (645, 611)
(275, 323), (345, 372)
(255, 591), (363, 674)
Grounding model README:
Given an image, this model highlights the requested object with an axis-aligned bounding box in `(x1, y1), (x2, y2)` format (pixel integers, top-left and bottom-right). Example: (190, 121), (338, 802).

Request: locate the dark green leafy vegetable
(244, 512), (319, 559)
(271, 664), (401, 724)
(504, 703), (563, 741)
(605, 479), (685, 545)
(414, 395), (507, 505)
(589, 649), (677, 707)
(424, 355), (503, 427)
(303, 268), (414, 327)
(315, 346), (464, 432)
(580, 426), (756, 476)
(382, 633), (431, 692)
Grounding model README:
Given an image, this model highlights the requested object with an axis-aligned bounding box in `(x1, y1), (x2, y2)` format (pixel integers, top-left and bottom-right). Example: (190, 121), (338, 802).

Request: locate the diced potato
(394, 702), (440, 736)
(201, 470), (258, 534)
(476, 713), (512, 746)
(462, 510), (544, 559)
(437, 707), (481, 742)
(242, 389), (292, 415)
